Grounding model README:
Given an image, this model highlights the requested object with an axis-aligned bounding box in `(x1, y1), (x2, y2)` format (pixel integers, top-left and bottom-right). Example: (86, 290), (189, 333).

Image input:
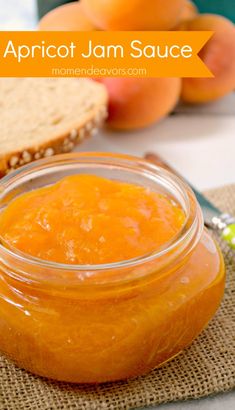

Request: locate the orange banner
(0, 31), (213, 78)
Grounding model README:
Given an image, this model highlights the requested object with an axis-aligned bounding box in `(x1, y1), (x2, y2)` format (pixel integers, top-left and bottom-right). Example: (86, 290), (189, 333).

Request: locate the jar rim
(0, 153), (203, 284)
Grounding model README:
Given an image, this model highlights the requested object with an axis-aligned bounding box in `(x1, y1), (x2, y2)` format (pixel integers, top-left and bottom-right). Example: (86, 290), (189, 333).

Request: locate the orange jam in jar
(0, 153), (225, 383)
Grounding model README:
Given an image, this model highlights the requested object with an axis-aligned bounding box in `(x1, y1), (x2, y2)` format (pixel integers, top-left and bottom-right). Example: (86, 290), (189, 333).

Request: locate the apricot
(176, 0), (198, 30)
(100, 78), (181, 130)
(38, 1), (96, 31)
(181, 14), (235, 103)
(81, 0), (185, 30)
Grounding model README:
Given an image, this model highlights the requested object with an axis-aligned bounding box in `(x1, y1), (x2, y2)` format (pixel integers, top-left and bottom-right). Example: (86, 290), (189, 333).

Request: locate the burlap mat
(0, 184), (234, 410)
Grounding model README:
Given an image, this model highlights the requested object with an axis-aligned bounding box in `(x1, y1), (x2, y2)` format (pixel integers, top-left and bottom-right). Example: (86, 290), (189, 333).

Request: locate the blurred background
(37, 0), (235, 22)
(0, 0), (234, 193)
(1, 0), (235, 29)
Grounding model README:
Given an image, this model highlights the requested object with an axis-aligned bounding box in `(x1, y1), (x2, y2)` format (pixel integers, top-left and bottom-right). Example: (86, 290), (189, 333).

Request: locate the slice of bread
(0, 78), (108, 176)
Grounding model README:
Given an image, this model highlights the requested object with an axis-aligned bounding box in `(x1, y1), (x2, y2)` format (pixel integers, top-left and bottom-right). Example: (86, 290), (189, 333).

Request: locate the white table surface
(1, 0), (235, 408)
(80, 94), (235, 192)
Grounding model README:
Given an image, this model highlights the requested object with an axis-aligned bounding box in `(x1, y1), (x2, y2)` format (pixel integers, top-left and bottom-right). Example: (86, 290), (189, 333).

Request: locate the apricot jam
(0, 174), (185, 265)
(0, 153), (225, 383)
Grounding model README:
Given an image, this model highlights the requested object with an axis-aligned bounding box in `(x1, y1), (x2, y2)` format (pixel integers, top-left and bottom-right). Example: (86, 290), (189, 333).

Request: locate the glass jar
(0, 153), (225, 383)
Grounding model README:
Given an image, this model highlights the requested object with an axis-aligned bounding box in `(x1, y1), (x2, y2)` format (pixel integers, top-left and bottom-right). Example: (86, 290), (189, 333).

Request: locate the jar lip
(0, 152), (202, 278)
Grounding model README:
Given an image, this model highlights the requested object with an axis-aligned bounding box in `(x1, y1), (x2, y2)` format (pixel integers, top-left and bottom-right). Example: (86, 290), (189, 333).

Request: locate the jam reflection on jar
(0, 153), (225, 383)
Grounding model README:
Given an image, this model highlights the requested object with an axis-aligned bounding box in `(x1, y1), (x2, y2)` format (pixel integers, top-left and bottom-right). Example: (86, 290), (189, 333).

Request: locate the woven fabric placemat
(0, 184), (235, 410)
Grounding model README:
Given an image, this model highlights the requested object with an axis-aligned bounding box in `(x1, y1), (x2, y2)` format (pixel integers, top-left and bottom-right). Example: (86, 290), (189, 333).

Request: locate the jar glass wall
(0, 153), (225, 383)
